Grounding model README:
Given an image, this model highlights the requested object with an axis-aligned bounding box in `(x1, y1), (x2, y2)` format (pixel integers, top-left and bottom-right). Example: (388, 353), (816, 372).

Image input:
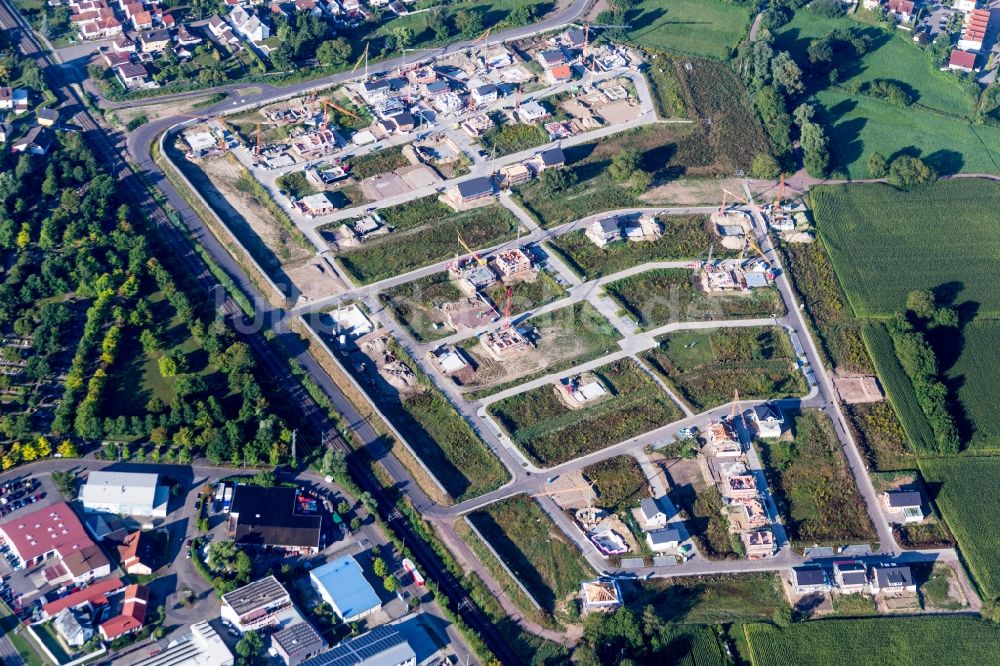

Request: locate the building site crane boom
(456, 231), (487, 266)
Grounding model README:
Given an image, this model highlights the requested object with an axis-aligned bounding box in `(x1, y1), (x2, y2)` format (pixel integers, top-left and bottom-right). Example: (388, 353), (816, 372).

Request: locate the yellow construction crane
(352, 41), (370, 75)
(321, 99), (361, 130)
(456, 231), (487, 266)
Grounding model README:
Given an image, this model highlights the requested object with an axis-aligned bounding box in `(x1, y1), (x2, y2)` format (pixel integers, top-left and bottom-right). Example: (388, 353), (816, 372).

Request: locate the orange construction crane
(321, 98), (361, 130)
(456, 231), (487, 266)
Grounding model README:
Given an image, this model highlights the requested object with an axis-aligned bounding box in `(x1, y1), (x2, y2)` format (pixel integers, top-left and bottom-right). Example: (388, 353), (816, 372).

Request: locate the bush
(750, 152), (781, 179)
(887, 156), (936, 188)
(811, 0), (844, 17)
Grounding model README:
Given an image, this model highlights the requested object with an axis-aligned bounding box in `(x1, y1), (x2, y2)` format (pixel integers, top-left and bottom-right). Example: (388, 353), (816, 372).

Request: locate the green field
(605, 268), (784, 329)
(813, 181), (1000, 318)
(349, 145), (410, 180)
(638, 573), (788, 625)
(378, 273), (466, 343)
(337, 203), (519, 284)
(770, 11), (999, 177)
(468, 495), (592, 614)
(776, 12), (976, 117)
(814, 89), (1000, 178)
(744, 617), (1000, 665)
(758, 411), (876, 546)
(920, 457), (1000, 599)
(624, 0), (752, 60)
(363, 342), (509, 501)
(488, 358), (682, 466)
(641, 326), (807, 411)
(582, 455), (648, 512)
(944, 320), (1000, 451)
(546, 216), (721, 279)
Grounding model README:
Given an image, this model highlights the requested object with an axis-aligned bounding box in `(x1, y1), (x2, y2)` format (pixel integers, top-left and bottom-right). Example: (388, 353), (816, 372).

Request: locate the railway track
(0, 3), (522, 662)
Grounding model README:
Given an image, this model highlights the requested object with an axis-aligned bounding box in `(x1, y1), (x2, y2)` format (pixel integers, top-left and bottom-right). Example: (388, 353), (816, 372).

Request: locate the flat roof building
(139, 620), (234, 666)
(271, 622), (328, 666)
(309, 555), (381, 622)
(229, 485), (322, 553)
(80, 471), (168, 517)
(221, 576), (297, 632)
(300, 625), (415, 666)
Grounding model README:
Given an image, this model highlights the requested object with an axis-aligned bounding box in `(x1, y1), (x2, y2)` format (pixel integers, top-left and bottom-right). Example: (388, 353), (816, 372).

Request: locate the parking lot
(0, 473), (60, 615)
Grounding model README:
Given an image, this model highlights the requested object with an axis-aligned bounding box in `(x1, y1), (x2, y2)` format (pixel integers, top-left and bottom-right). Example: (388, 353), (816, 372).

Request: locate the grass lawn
(378, 273), (466, 343)
(468, 495), (592, 614)
(605, 268), (785, 329)
(479, 122), (549, 157)
(349, 145), (410, 180)
(0, 605), (44, 666)
(462, 301), (622, 399)
(641, 326), (807, 412)
(582, 455), (648, 512)
(488, 358), (682, 466)
(669, 477), (744, 560)
(812, 180), (1000, 318)
(336, 203), (519, 284)
(482, 271), (568, 318)
(638, 573), (788, 624)
(623, 0), (753, 60)
(758, 411), (876, 547)
(814, 89), (1000, 178)
(515, 63), (767, 229)
(546, 216), (723, 280)
(744, 617), (1000, 665)
(920, 456), (1000, 599)
(372, 342), (509, 501)
(775, 11), (976, 117)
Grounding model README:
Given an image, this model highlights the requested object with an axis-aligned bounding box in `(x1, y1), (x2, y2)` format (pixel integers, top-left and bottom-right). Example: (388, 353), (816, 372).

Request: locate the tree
(393, 26), (414, 50)
(453, 9), (482, 37)
(322, 448), (347, 480)
(316, 38), (351, 67)
(792, 103), (815, 127)
(208, 540), (239, 573)
(383, 576), (398, 593)
(629, 169), (652, 194)
(540, 167), (577, 194)
(608, 148), (641, 182)
(906, 290), (936, 320)
(372, 557), (387, 578)
(750, 153), (781, 179)
(770, 51), (804, 95)
(427, 9), (449, 40)
(887, 155), (936, 188)
(236, 630), (264, 662)
(158, 355), (178, 378)
(867, 152), (888, 178)
(251, 470), (275, 486)
(337, 500), (350, 514)
(57, 439), (79, 458)
(800, 122), (830, 178)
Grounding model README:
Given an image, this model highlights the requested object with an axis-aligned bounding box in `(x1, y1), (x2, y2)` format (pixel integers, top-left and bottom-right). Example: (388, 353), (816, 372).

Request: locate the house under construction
(481, 327), (533, 360)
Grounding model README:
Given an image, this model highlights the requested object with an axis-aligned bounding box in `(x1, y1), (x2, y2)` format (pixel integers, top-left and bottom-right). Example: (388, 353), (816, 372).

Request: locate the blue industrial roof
(310, 556), (380, 620)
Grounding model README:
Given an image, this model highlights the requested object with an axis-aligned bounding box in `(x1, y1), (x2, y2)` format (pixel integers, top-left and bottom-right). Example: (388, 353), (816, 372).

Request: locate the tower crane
(456, 231), (487, 267)
(502, 286), (513, 330)
(352, 41), (370, 77)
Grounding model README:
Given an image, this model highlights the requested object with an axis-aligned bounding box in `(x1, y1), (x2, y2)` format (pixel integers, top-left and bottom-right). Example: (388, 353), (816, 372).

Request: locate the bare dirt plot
(834, 374), (884, 404)
(361, 171), (412, 200)
(459, 303), (622, 395)
(283, 256), (350, 300)
(398, 164), (441, 190)
(598, 99), (643, 124)
(198, 154), (313, 267)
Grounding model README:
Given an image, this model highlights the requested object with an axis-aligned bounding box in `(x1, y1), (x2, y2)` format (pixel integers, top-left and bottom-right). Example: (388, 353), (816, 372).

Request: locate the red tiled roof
(99, 584), (148, 640)
(42, 577), (124, 616)
(950, 50), (977, 69)
(0, 501), (91, 563)
(550, 64), (572, 80)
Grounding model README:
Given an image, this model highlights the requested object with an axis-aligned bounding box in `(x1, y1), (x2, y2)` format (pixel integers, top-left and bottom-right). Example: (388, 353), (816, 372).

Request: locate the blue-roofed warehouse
(309, 555), (381, 622)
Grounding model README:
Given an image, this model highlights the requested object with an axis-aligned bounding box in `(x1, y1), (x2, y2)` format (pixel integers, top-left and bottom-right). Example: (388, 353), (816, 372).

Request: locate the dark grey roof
(140, 29), (171, 42)
(230, 485), (322, 549)
(873, 565), (913, 588)
(456, 176), (493, 198)
(565, 28), (585, 46)
(363, 79), (390, 92)
(37, 108), (58, 121)
(886, 490), (921, 509)
(640, 497), (662, 520)
(597, 217), (619, 234)
(300, 625), (415, 666)
(537, 146), (565, 166)
(647, 528), (680, 545)
(753, 402), (783, 422)
(394, 112), (415, 127)
(222, 576), (290, 616)
(538, 49), (565, 65)
(475, 83), (497, 96)
(793, 566), (827, 586)
(272, 621), (326, 657)
(425, 80), (449, 93)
